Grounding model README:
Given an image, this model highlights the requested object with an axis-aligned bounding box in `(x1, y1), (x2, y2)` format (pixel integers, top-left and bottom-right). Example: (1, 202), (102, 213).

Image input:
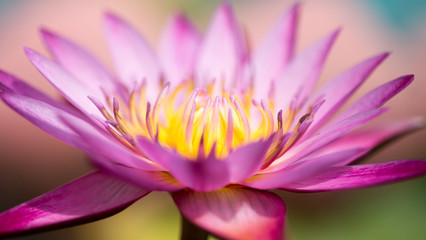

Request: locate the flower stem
(180, 215), (209, 240)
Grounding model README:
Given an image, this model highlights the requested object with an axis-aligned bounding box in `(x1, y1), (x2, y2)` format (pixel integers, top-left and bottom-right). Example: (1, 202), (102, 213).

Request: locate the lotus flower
(0, 3), (425, 240)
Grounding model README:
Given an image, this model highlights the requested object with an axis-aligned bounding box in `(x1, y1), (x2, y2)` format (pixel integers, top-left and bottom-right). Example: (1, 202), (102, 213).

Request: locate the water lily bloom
(1, 2), (426, 239)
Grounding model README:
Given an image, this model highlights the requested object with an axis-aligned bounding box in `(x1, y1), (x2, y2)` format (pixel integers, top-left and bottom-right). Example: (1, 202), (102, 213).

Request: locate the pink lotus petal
(300, 52), (389, 139)
(41, 29), (117, 94)
(103, 12), (160, 100)
(159, 14), (201, 87)
(225, 136), (275, 182)
(0, 70), (73, 111)
(64, 117), (160, 171)
(330, 74), (414, 124)
(312, 118), (424, 166)
(137, 138), (229, 191)
(0, 90), (87, 150)
(195, 2), (248, 92)
(253, 4), (299, 100)
(0, 171), (149, 237)
(245, 149), (364, 189)
(24, 48), (106, 119)
(267, 108), (387, 172)
(274, 29), (339, 110)
(173, 187), (286, 240)
(282, 160), (426, 192)
(91, 155), (184, 192)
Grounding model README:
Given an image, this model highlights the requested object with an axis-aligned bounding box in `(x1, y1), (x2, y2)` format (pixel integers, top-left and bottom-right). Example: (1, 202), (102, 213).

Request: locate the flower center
(93, 80), (312, 164)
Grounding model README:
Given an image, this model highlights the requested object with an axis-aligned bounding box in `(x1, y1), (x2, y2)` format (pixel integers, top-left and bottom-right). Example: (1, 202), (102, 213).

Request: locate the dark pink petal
(0, 90), (87, 150)
(195, 2), (248, 91)
(61, 115), (159, 171)
(300, 53), (389, 139)
(312, 118), (424, 166)
(173, 187), (286, 240)
(41, 29), (117, 94)
(91, 155), (184, 192)
(137, 138), (229, 191)
(282, 160), (426, 192)
(274, 29), (339, 111)
(225, 136), (275, 183)
(103, 12), (160, 100)
(159, 14), (201, 87)
(266, 108), (386, 172)
(245, 149), (364, 189)
(253, 4), (299, 100)
(330, 74), (414, 124)
(24, 48), (105, 119)
(0, 171), (149, 237)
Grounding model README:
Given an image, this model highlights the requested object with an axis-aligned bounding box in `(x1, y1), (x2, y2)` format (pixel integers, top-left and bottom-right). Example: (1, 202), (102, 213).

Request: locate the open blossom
(0, 3), (425, 239)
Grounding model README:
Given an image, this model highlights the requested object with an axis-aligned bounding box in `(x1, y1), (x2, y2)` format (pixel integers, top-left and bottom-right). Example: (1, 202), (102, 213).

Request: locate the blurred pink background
(0, 0), (425, 239)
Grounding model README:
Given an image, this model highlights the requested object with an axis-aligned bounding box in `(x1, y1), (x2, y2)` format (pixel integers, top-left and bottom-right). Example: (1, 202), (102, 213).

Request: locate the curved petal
(0, 70), (73, 111)
(300, 52), (389, 139)
(281, 160), (426, 192)
(195, 2), (248, 92)
(41, 29), (117, 94)
(137, 138), (229, 191)
(245, 149), (364, 189)
(0, 171), (149, 237)
(330, 74), (414, 124)
(267, 108), (387, 172)
(91, 155), (184, 192)
(225, 136), (274, 183)
(63, 117), (160, 171)
(159, 14), (201, 87)
(0, 89), (88, 150)
(312, 118), (424, 166)
(274, 29), (339, 110)
(172, 187), (286, 240)
(103, 12), (160, 99)
(253, 3), (299, 100)
(24, 47), (105, 119)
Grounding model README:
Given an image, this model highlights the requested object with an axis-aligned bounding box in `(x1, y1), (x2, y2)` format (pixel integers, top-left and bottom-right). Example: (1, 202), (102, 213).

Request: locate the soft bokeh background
(0, 0), (425, 239)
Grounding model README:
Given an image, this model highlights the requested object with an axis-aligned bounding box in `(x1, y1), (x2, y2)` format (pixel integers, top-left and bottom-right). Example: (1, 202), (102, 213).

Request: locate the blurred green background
(0, 0), (425, 239)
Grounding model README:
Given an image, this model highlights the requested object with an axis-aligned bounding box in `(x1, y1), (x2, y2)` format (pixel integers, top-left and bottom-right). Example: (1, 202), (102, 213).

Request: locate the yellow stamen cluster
(98, 81), (305, 162)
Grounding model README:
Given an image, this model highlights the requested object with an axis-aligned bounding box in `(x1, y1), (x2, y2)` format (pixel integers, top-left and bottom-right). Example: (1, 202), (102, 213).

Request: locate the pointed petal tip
(215, 1), (235, 21)
(103, 11), (125, 28)
(39, 28), (63, 48)
(377, 51), (391, 61)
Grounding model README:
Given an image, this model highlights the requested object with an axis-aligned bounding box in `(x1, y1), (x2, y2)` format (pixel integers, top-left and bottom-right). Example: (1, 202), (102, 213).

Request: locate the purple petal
(41, 29), (117, 94)
(137, 138), (229, 191)
(0, 90), (88, 150)
(173, 187), (286, 240)
(63, 116), (160, 171)
(91, 155), (184, 192)
(103, 12), (160, 100)
(312, 118), (424, 166)
(274, 29), (339, 110)
(225, 137), (274, 183)
(195, 2), (248, 91)
(282, 160), (426, 192)
(0, 171), (149, 237)
(330, 74), (414, 124)
(0, 70), (72, 111)
(245, 149), (364, 189)
(253, 4), (299, 100)
(266, 108), (386, 172)
(24, 48), (106, 119)
(300, 53), (389, 139)
(159, 14), (201, 87)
